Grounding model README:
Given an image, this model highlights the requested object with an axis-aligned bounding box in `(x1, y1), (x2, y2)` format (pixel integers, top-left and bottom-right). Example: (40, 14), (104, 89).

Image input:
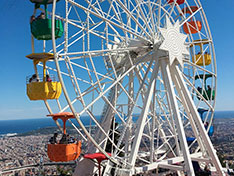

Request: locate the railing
(26, 74), (57, 84)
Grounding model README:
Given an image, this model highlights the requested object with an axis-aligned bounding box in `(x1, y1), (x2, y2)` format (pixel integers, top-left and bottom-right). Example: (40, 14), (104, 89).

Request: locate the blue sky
(0, 0), (233, 120)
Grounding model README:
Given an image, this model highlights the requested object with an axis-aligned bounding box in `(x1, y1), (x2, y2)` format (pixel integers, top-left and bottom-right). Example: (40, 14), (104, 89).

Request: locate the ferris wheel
(26, 0), (225, 175)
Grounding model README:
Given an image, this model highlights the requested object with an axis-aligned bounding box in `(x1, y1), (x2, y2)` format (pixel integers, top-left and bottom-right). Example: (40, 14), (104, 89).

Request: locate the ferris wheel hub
(159, 17), (189, 66)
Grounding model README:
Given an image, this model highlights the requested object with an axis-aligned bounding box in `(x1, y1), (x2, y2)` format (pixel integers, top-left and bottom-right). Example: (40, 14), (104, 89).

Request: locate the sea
(0, 111), (233, 136)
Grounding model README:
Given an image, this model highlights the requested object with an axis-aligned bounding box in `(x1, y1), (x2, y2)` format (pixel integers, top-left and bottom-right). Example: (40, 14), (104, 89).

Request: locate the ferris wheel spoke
(70, 3), (85, 24)
(66, 59), (94, 108)
(198, 30), (211, 39)
(157, 0), (162, 29)
(199, 12), (210, 38)
(83, 111), (123, 154)
(116, 83), (136, 108)
(119, 0), (141, 27)
(87, 55), (104, 92)
(68, 11), (149, 47)
(117, 65), (152, 117)
(39, 62), (93, 85)
(138, 116), (176, 160)
(106, 0), (121, 21)
(184, 61), (216, 76)
(141, 1), (156, 25)
(106, 23), (126, 42)
(108, 2), (153, 40)
(64, 60), (82, 97)
(69, 59), (115, 82)
(51, 20), (107, 54)
(134, 62), (153, 98)
(60, 99), (75, 113)
(179, 7), (202, 27)
(76, 65), (136, 118)
(88, 0), (105, 17)
(69, 20), (106, 39)
(149, 1), (164, 30)
(135, 61), (154, 87)
(67, 119), (88, 141)
(110, 0), (125, 25)
(67, 0), (150, 42)
(146, 1), (156, 35)
(134, 0), (155, 37)
(93, 90), (127, 126)
(59, 45), (149, 58)
(167, 2), (177, 18)
(49, 26), (84, 53)
(159, 134), (177, 157)
(47, 63), (116, 108)
(145, 116), (153, 136)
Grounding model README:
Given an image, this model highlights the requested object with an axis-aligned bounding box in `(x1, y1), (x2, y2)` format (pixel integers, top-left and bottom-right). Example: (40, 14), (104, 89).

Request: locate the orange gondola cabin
(182, 6), (202, 34)
(168, 0), (185, 5)
(47, 112), (82, 162)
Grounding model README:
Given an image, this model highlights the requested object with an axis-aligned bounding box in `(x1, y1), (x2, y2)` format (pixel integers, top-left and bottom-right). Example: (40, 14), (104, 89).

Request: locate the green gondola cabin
(30, 0), (63, 40)
(195, 74), (215, 101)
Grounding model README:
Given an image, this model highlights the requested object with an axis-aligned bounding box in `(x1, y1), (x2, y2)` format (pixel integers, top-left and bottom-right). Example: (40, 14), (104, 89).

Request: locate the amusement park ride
(25, 0), (225, 175)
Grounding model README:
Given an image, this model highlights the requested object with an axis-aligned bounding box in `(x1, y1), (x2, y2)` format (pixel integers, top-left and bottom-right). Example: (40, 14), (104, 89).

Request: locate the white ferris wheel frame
(27, 0), (225, 175)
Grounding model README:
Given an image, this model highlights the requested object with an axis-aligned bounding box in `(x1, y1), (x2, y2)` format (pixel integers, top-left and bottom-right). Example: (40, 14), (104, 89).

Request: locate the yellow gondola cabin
(26, 53), (62, 100)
